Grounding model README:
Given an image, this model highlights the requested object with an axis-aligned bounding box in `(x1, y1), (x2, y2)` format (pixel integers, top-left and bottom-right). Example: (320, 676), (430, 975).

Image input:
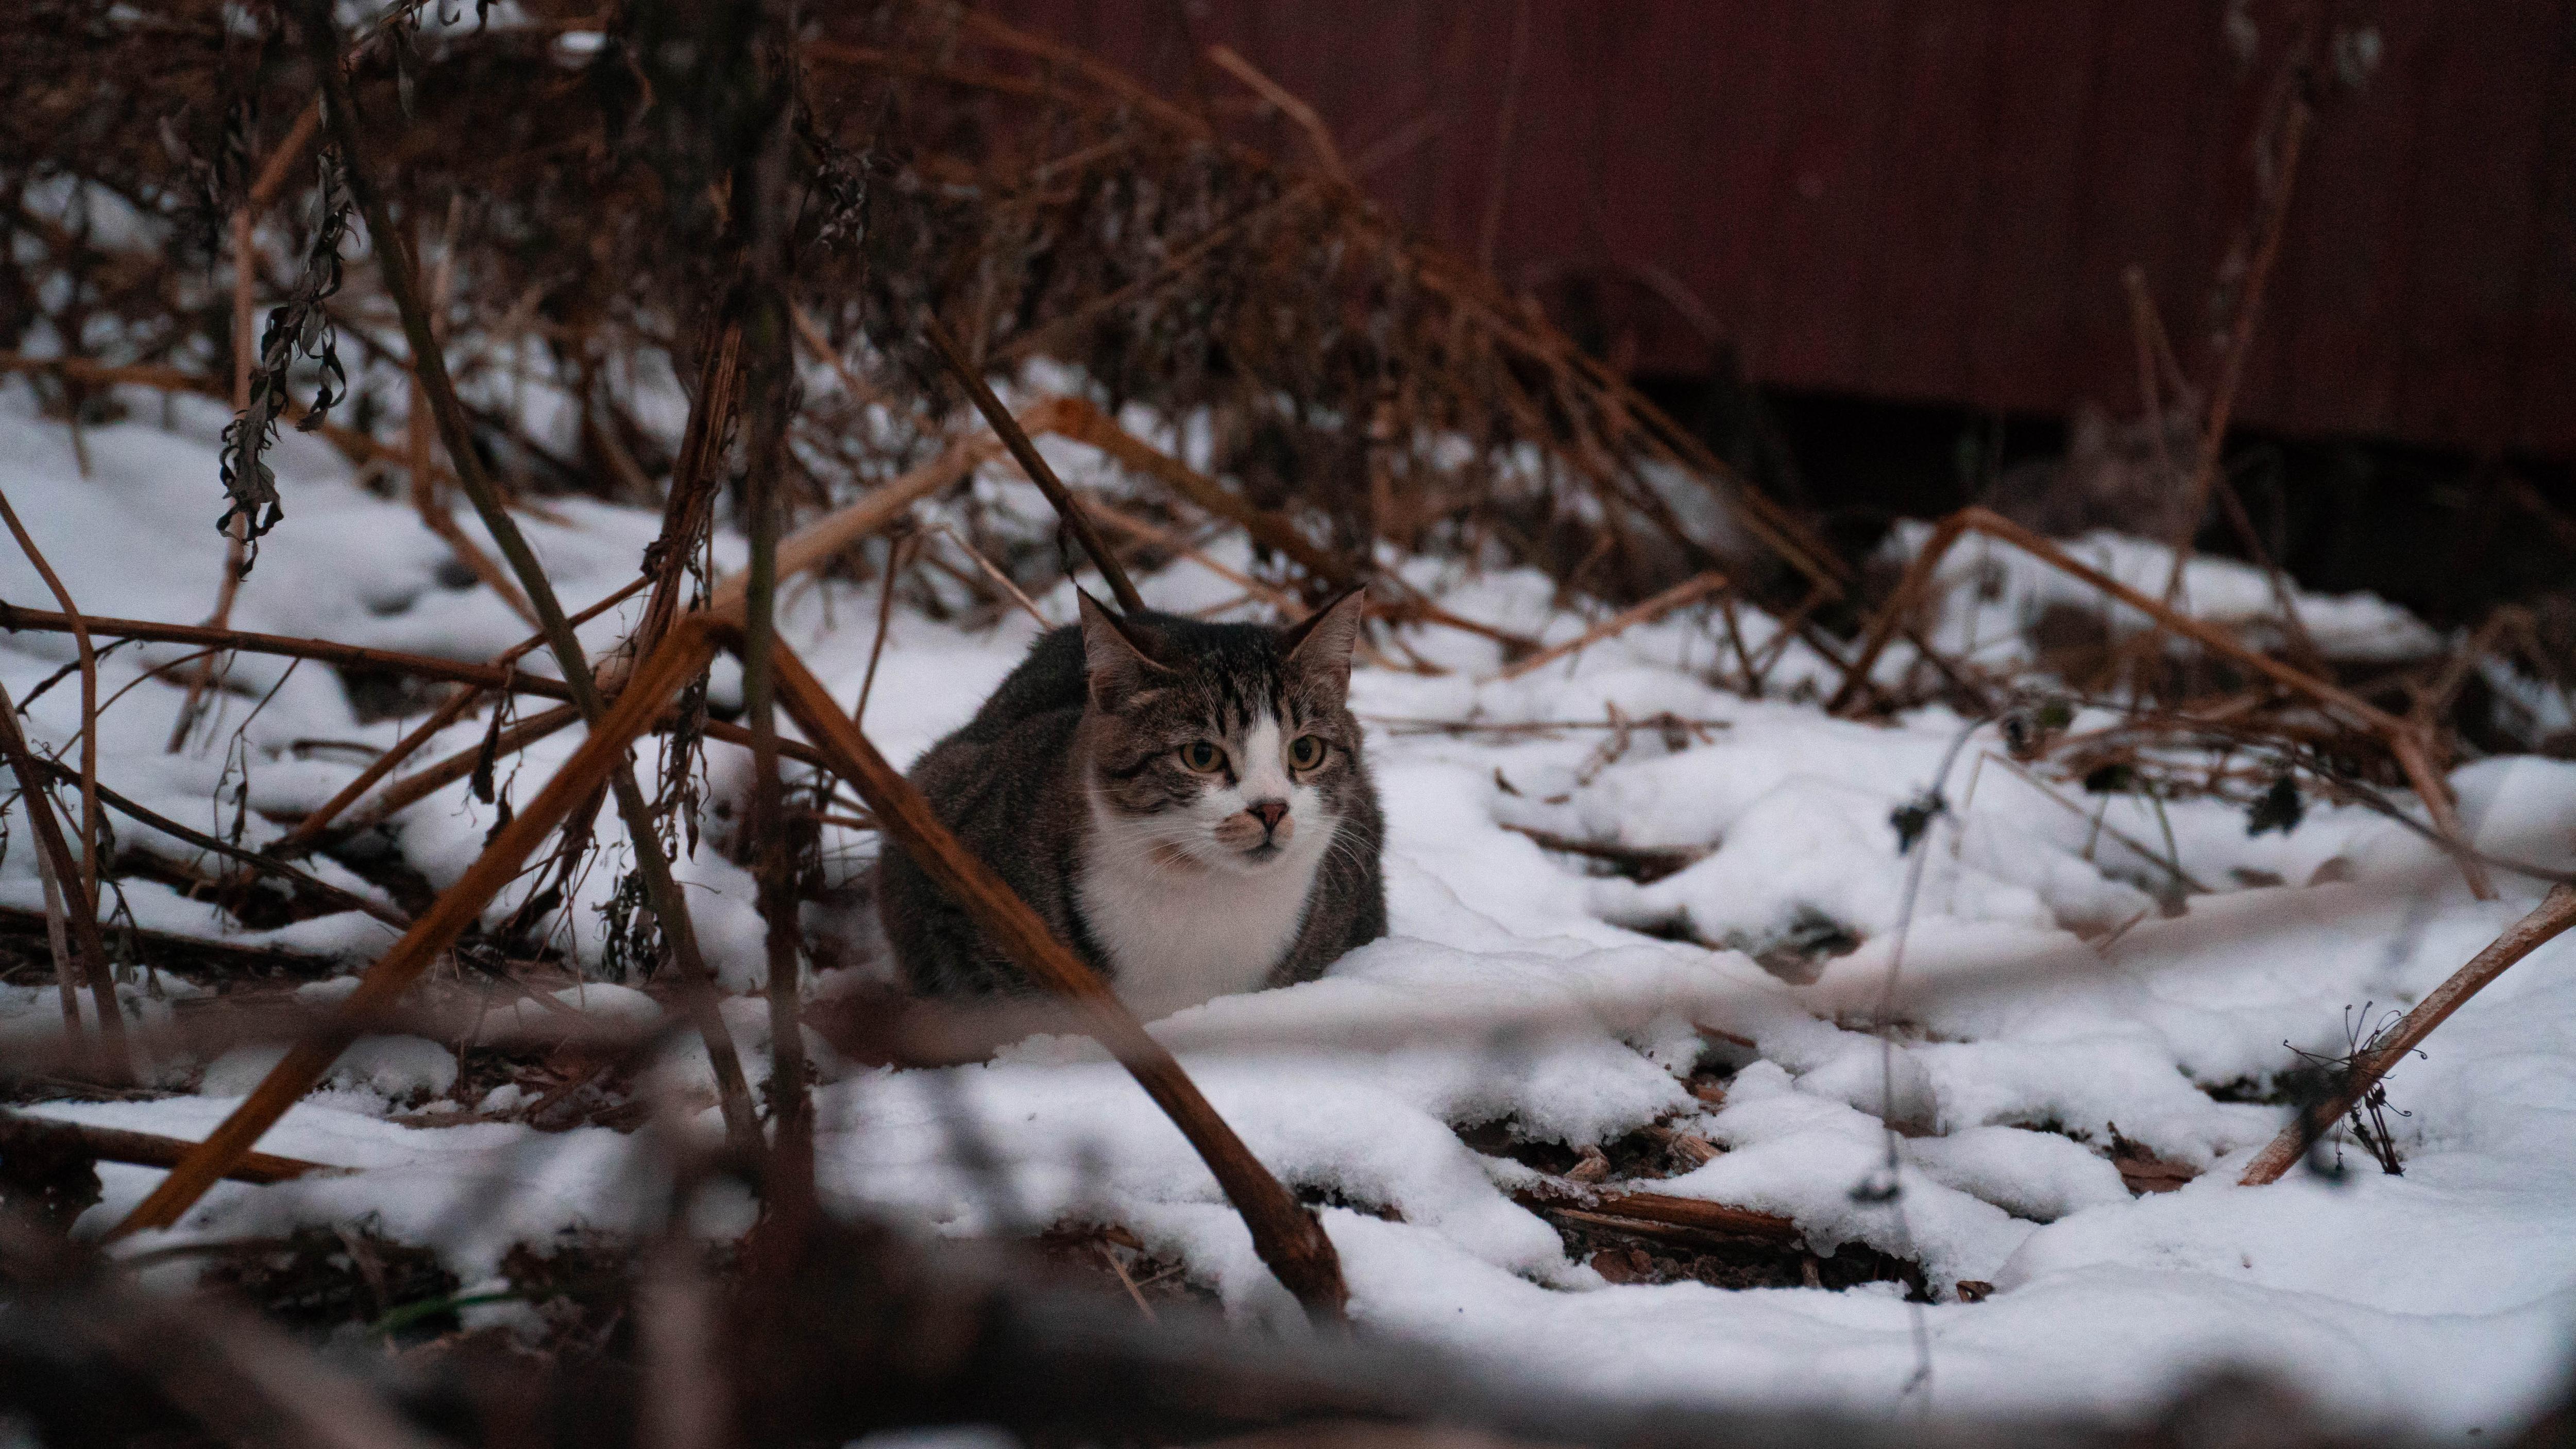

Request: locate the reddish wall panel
(984, 0), (2576, 456)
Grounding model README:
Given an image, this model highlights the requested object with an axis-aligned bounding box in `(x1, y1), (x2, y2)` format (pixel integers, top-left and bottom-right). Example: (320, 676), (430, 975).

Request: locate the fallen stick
(1490, 571), (1728, 682)
(0, 1109), (331, 1186)
(2240, 882), (2576, 1186)
(1516, 1182), (1799, 1244)
(1497, 823), (1708, 883)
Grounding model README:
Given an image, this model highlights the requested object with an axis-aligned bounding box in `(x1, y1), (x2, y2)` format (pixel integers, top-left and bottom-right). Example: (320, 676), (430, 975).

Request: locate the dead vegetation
(1, 2), (2573, 1445)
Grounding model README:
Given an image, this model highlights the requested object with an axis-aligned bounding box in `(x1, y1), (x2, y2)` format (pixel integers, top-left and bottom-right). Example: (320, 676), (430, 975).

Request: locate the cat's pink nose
(1248, 799), (1289, 833)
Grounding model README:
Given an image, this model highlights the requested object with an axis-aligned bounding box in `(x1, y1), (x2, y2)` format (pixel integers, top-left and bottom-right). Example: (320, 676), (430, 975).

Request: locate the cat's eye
(1178, 740), (1225, 773)
(1287, 735), (1327, 770)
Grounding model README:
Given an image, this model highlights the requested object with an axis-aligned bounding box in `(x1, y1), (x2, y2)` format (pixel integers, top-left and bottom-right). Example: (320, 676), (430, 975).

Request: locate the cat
(876, 589), (1386, 1020)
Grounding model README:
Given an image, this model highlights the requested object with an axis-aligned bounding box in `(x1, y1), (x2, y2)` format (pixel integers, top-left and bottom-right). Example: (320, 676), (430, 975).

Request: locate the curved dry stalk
(0, 487), (98, 908)
(921, 312), (1146, 615)
(2241, 883), (2576, 1185)
(0, 680), (125, 1082)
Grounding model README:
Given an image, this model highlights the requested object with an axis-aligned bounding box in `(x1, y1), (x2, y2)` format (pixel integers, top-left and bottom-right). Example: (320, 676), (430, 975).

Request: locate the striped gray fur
(877, 591), (1385, 1019)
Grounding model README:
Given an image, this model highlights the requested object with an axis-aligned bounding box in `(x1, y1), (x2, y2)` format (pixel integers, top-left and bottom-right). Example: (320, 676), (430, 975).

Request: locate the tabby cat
(877, 590), (1386, 1020)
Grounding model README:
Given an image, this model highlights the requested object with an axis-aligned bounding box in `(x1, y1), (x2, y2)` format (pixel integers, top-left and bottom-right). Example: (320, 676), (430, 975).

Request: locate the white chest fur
(1076, 796), (1329, 1021)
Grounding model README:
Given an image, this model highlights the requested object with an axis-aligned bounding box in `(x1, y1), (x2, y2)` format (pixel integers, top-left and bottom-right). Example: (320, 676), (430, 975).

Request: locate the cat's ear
(1280, 587), (1369, 694)
(1078, 591), (1175, 711)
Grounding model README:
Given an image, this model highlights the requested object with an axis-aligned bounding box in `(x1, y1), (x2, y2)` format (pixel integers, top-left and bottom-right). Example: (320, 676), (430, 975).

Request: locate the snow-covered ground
(5, 381), (2574, 1435)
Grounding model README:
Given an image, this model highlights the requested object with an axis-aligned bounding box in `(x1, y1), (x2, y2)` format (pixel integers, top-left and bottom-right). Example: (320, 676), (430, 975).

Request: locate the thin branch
(0, 681), (125, 1082)
(920, 312), (1146, 615)
(1492, 572), (1727, 681)
(0, 488), (99, 911)
(2241, 883), (2576, 1185)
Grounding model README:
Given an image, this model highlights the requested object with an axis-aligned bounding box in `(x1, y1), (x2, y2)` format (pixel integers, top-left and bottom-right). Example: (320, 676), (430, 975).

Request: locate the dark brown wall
(984, 1), (2576, 457)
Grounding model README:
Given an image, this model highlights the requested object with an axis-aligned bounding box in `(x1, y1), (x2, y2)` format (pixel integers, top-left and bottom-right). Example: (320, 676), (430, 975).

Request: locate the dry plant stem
(1081, 496), (1304, 618)
(1827, 506), (2495, 900)
(920, 312), (1147, 614)
(708, 433), (1001, 620)
(0, 604), (577, 700)
(269, 684), (487, 855)
(930, 524), (1047, 625)
(109, 619), (721, 1239)
(0, 683), (126, 1081)
(298, 0), (760, 1156)
(0, 1109), (327, 1184)
(31, 758), (409, 928)
(0, 489), (98, 909)
(987, 181), (1320, 371)
(790, 301), (870, 407)
(36, 852), (77, 1031)
(2161, 95), (2311, 608)
(1979, 753), (2210, 895)
(332, 703), (578, 831)
(331, 701), (833, 836)
(851, 533), (912, 727)
(759, 641), (1349, 1320)
(1206, 44), (1350, 185)
(1042, 395), (1352, 585)
(409, 208), (535, 625)
(2127, 267), (2325, 671)
(132, 579), (632, 856)
(631, 321), (743, 667)
(2241, 883), (2576, 1185)
(1040, 398), (1534, 651)
(165, 208), (259, 752)
(1516, 1182), (1798, 1243)
(1477, 0), (1535, 271)
(1492, 572), (1728, 681)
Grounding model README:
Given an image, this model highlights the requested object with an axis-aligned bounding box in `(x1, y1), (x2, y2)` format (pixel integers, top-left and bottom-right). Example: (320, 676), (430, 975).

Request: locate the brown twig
(268, 577), (650, 855)
(0, 681), (126, 1082)
(1516, 1181), (1799, 1244)
(2241, 883), (2576, 1185)
(1205, 45), (1350, 187)
(921, 313), (1145, 615)
(29, 757), (407, 929)
(0, 489), (99, 910)
(1492, 572), (1728, 682)
(408, 201), (536, 626)
(851, 532), (914, 728)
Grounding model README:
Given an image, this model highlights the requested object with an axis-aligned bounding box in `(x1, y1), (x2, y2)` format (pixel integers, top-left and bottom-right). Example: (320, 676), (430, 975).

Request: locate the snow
(3, 376), (2574, 1434)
